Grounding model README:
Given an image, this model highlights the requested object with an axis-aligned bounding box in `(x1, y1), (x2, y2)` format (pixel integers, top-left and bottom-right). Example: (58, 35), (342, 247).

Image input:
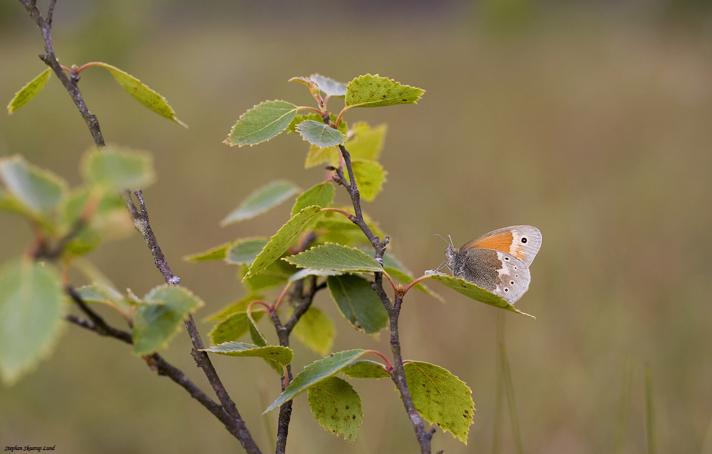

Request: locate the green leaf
(7, 68), (52, 114)
(0, 259), (66, 384)
(286, 243), (382, 273)
(57, 189), (132, 257)
(347, 122), (388, 161)
(304, 122), (385, 169)
(202, 341), (292, 366)
(308, 377), (363, 441)
(245, 205), (323, 278)
(265, 349), (367, 413)
(314, 208), (384, 246)
(345, 74), (425, 109)
(184, 241), (232, 263)
(289, 113), (346, 135)
(349, 160), (386, 202)
(288, 268), (343, 283)
(309, 74), (347, 97)
(293, 307), (335, 356)
(203, 293), (263, 322)
(0, 155), (67, 216)
(221, 180), (299, 226)
(342, 360), (390, 379)
(304, 145), (339, 169)
(82, 146), (155, 191)
(291, 182), (334, 216)
(426, 272), (534, 318)
(225, 100), (298, 147)
(242, 260), (297, 292)
(327, 275), (388, 334)
(225, 238), (268, 265)
(132, 285), (204, 355)
(208, 309), (264, 345)
(75, 283), (133, 319)
(248, 313), (269, 347)
(296, 120), (346, 148)
(92, 62), (186, 127)
(383, 253), (443, 303)
(404, 361), (475, 444)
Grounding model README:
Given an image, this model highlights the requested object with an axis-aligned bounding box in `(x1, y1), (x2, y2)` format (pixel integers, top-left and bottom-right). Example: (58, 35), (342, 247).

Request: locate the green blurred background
(1, 1), (711, 453)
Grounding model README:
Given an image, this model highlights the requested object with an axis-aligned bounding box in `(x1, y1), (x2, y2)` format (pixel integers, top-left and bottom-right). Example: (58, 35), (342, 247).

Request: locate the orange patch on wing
(464, 231), (514, 254)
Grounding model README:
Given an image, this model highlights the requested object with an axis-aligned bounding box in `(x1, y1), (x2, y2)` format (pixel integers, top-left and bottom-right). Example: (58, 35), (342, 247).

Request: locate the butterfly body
(445, 225), (541, 304)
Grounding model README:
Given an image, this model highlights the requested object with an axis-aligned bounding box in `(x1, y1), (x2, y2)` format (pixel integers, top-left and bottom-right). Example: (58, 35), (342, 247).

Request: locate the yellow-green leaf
(208, 309), (265, 345)
(293, 307), (335, 356)
(202, 341), (292, 366)
(265, 349), (367, 413)
(426, 272), (534, 318)
(345, 74), (424, 108)
(348, 159), (387, 202)
(92, 62), (186, 127)
(245, 206), (323, 278)
(203, 293), (263, 322)
(308, 377), (363, 441)
(7, 68), (52, 114)
(291, 182), (335, 216)
(285, 243), (382, 273)
(404, 361), (475, 444)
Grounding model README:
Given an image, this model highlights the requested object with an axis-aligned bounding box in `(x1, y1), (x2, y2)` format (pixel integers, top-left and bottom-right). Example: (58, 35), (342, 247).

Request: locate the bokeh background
(1, 1), (711, 453)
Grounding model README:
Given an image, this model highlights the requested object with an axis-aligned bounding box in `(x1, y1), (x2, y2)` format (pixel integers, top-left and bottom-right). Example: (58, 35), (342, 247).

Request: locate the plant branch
(64, 290), (233, 434)
(269, 275), (323, 454)
(18, 3), (261, 453)
(389, 293), (433, 453)
(325, 117), (433, 451)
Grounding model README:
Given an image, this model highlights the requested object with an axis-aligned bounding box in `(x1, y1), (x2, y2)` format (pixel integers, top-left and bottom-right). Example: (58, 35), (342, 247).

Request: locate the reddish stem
(272, 282), (293, 312)
(400, 274), (434, 296)
(247, 300), (272, 316)
(74, 61), (105, 75)
(320, 207), (354, 220)
(364, 349), (394, 373)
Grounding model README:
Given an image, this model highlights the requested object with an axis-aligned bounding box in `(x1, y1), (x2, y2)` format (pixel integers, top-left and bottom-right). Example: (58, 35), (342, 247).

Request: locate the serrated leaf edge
(224, 99), (298, 148)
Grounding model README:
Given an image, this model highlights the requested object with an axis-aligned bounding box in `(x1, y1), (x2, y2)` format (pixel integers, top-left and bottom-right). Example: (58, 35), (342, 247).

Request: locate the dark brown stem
(64, 291), (230, 433)
(389, 294), (433, 453)
(326, 117), (433, 451)
(18, 2), (261, 453)
(270, 276), (322, 454)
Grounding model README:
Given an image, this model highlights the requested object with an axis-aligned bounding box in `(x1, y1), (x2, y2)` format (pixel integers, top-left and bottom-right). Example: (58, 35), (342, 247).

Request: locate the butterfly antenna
(448, 234), (454, 248)
(433, 233), (449, 247)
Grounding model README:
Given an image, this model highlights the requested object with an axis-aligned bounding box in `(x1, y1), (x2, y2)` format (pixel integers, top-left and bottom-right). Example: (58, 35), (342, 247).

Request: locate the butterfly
(445, 225), (542, 304)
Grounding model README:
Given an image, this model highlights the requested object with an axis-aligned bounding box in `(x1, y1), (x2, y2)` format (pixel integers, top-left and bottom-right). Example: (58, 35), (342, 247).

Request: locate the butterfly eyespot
(515, 274), (519, 278)
(510, 281), (515, 285)
(504, 257), (510, 261)
(514, 266), (518, 270)
(521, 237), (528, 243)
(504, 288), (509, 292)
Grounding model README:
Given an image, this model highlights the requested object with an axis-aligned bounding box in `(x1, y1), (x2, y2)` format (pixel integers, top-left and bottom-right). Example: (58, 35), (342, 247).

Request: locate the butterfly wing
(453, 248), (531, 304)
(463, 225), (542, 267)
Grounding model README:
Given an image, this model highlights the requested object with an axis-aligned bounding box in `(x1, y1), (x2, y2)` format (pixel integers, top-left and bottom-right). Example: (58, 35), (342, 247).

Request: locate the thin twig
(17, 3), (261, 453)
(325, 114), (433, 452)
(272, 274), (324, 454)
